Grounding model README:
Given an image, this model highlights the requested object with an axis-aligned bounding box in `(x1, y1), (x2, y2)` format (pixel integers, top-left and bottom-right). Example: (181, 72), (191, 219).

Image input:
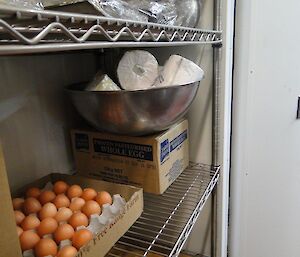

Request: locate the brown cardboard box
(0, 146), (22, 257)
(71, 120), (189, 194)
(0, 146), (143, 257)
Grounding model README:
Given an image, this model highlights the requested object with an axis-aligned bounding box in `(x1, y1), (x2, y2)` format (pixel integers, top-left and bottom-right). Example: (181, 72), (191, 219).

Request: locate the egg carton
(43, 182), (54, 191)
(24, 252), (53, 257)
(59, 239), (72, 249)
(22, 183), (127, 257)
(87, 194), (126, 236)
(23, 250), (54, 257)
(42, 182), (127, 235)
(42, 234), (54, 239)
(23, 250), (35, 257)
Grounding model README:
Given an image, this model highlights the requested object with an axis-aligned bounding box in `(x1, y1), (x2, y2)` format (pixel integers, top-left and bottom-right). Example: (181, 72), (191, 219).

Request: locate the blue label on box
(160, 139), (170, 163)
(170, 130), (188, 152)
(75, 133), (89, 152)
(168, 159), (184, 183)
(93, 139), (153, 161)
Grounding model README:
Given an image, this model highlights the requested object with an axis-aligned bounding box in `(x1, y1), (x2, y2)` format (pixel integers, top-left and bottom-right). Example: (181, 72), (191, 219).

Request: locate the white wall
(230, 0), (300, 257)
(0, 53), (97, 191)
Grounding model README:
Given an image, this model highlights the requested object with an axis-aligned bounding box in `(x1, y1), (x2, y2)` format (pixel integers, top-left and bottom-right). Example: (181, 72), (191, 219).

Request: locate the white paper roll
(117, 50), (159, 90)
(85, 73), (121, 91)
(154, 55), (204, 87)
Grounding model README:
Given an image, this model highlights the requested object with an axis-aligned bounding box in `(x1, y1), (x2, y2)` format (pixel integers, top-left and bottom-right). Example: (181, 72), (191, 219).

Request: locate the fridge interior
(0, 0), (233, 256)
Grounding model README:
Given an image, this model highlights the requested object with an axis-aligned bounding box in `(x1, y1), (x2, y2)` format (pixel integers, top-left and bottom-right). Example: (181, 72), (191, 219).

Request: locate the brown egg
(37, 217), (58, 237)
(54, 223), (75, 243)
(81, 200), (101, 217)
(38, 190), (56, 205)
(23, 197), (42, 215)
(55, 207), (73, 223)
(67, 185), (83, 199)
(34, 238), (57, 257)
(57, 245), (78, 257)
(14, 210), (25, 225)
(17, 226), (23, 237)
(12, 198), (24, 210)
(68, 212), (89, 229)
(19, 230), (40, 251)
(72, 229), (93, 250)
(69, 197), (85, 212)
(21, 215), (40, 231)
(81, 188), (97, 201)
(53, 181), (69, 194)
(53, 194), (71, 208)
(95, 191), (112, 206)
(26, 187), (41, 198)
(39, 202), (57, 220)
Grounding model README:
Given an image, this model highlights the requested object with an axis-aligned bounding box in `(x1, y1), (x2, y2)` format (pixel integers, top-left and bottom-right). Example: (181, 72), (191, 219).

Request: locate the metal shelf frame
(0, 5), (222, 55)
(0, 2), (224, 256)
(107, 163), (220, 257)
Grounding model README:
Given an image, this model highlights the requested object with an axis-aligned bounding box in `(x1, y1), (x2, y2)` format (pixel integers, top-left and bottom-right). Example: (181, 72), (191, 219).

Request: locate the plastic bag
(41, 0), (202, 27)
(138, 0), (177, 25)
(42, 0), (82, 8)
(89, 0), (148, 23)
(89, 0), (202, 27)
(0, 0), (44, 10)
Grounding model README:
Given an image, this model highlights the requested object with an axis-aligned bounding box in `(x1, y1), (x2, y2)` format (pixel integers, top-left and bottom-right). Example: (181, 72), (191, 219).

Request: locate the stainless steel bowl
(66, 82), (200, 136)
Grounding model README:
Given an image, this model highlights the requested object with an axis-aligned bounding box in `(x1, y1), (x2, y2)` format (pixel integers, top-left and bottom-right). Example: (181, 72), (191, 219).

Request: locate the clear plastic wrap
(42, 0), (201, 27)
(42, 0), (83, 8)
(0, 0), (44, 10)
(89, 0), (202, 27)
(89, 0), (148, 23)
(138, 0), (177, 25)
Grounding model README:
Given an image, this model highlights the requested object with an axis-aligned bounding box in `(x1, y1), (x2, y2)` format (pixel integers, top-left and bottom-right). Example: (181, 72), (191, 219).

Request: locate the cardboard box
(71, 120), (189, 194)
(0, 146), (143, 257)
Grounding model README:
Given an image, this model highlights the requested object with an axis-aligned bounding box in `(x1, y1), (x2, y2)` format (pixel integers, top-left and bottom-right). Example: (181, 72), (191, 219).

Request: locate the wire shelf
(107, 163), (220, 257)
(0, 5), (222, 55)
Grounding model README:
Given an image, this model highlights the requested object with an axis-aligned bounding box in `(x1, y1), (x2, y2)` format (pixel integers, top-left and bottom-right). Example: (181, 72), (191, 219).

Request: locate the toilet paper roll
(154, 55), (204, 87)
(117, 50), (159, 90)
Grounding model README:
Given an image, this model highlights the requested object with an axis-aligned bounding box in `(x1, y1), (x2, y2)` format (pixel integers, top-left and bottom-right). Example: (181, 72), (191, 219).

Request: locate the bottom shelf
(107, 163), (220, 257)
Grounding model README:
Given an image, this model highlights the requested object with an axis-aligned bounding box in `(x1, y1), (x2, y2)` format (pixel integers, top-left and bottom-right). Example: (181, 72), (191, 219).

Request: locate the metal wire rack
(107, 163), (220, 257)
(0, 5), (222, 55)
